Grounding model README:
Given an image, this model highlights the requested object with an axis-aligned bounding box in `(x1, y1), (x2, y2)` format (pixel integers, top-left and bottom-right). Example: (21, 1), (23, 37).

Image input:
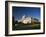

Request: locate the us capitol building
(17, 15), (39, 24)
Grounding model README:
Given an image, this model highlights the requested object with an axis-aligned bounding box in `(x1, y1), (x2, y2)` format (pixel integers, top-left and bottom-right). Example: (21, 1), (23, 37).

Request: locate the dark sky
(12, 6), (40, 20)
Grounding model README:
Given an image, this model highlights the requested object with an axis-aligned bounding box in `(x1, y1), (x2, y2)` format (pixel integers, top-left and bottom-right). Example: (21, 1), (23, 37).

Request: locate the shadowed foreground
(12, 23), (40, 30)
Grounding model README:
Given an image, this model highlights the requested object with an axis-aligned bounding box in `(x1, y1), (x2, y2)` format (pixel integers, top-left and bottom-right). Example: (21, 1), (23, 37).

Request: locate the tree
(15, 21), (18, 24)
(12, 16), (15, 30)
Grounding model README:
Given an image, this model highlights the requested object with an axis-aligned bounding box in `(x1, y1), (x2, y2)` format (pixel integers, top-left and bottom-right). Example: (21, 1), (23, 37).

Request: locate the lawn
(12, 23), (40, 30)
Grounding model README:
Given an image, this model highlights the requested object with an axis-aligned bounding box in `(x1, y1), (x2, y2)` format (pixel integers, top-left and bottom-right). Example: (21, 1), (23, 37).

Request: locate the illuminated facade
(18, 15), (31, 24)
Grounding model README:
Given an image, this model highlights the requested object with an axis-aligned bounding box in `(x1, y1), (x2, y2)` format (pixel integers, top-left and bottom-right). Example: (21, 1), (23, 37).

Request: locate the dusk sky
(12, 6), (40, 20)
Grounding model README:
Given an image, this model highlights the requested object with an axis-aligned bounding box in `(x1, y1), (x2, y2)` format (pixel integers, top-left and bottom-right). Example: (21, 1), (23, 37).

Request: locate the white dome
(22, 17), (31, 24)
